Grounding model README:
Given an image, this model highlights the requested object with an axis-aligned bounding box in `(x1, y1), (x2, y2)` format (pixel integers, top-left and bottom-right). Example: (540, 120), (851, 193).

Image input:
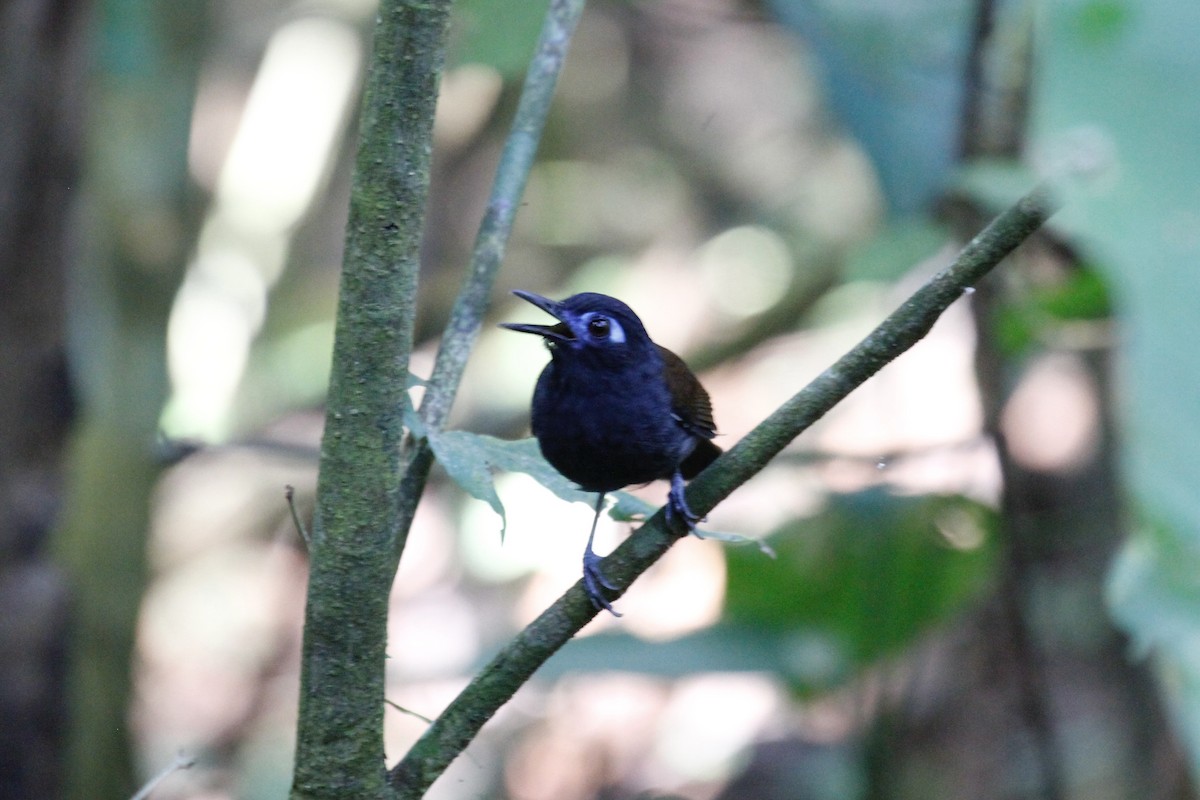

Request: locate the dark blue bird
(501, 290), (721, 614)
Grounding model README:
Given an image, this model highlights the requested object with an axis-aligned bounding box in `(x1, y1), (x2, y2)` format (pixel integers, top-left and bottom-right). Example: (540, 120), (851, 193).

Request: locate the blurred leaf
(541, 624), (853, 691)
(1034, 1), (1200, 772)
(992, 266), (1114, 357)
(1037, 266), (1112, 320)
(1109, 516), (1200, 660)
(764, 0), (974, 214)
(843, 218), (951, 282)
(951, 159), (1040, 213)
(1072, 0), (1131, 43)
(543, 490), (996, 692)
(725, 490), (998, 676)
(993, 304), (1039, 358)
(450, 0), (550, 77)
(1108, 514), (1200, 758)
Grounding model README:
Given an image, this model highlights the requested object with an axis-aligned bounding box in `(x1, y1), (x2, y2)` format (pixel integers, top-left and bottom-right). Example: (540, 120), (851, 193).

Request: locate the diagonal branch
(419, 0), (588, 431)
(394, 0), (588, 559)
(387, 182), (1060, 797)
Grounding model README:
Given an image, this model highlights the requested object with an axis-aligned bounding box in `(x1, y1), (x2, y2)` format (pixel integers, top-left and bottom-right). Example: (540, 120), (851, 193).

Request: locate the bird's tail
(680, 438), (722, 479)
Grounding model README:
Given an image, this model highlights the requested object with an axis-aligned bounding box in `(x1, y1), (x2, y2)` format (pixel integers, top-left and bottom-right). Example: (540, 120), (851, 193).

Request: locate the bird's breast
(530, 360), (696, 492)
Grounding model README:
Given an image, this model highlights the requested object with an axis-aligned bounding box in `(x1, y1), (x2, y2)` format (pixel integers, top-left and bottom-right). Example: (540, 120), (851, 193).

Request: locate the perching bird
(501, 290), (721, 614)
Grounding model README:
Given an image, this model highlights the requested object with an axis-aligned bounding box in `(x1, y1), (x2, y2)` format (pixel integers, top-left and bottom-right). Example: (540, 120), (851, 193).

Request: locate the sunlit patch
(216, 17), (362, 229)
(1002, 353), (1100, 473)
(653, 675), (783, 782)
(698, 225), (792, 318)
(459, 472), (594, 584)
(165, 15), (362, 439)
(936, 504), (988, 551)
(434, 64), (503, 150)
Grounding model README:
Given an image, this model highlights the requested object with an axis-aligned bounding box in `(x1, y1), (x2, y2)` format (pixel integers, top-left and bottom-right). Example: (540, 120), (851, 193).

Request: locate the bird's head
(500, 290), (655, 365)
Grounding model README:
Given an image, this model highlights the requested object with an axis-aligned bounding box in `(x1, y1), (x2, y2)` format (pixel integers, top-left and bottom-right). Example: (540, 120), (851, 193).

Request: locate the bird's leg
(582, 492), (622, 616)
(665, 470), (704, 536)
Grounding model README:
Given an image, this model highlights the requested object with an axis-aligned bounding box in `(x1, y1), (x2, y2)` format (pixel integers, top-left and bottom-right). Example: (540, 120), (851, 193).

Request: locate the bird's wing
(656, 344), (717, 439)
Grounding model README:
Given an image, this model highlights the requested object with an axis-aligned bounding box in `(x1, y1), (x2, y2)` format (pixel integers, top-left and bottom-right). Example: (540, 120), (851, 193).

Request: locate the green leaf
(426, 430), (508, 538)
(426, 432), (595, 541)
(725, 490), (997, 683)
(992, 303), (1039, 358)
(427, 433), (769, 553)
(540, 624), (852, 692)
(450, 0), (551, 77)
(1034, 4), (1200, 772)
(476, 435), (593, 506)
(609, 490), (773, 554)
(607, 490), (654, 522)
(991, 265), (1114, 358)
(844, 219), (952, 283)
(1036, 266), (1112, 321)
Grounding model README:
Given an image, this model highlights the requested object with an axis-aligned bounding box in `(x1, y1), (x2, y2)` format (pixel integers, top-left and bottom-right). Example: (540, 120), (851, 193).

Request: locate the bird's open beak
(499, 290), (575, 342)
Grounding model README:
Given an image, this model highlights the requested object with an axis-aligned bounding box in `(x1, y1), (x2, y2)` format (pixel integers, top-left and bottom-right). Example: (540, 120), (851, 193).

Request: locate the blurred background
(3, 0), (1198, 797)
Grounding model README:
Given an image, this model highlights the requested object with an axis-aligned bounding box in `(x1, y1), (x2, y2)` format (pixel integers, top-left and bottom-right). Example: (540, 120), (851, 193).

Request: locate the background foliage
(1, 0), (1197, 798)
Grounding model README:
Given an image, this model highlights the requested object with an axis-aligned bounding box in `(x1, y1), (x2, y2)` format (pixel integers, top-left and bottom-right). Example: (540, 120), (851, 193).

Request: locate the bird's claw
(666, 472), (704, 536)
(583, 549), (622, 617)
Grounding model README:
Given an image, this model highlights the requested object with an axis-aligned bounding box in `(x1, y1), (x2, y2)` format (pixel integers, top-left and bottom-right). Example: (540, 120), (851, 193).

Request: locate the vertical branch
(0, 1), (87, 797)
(957, 0), (996, 160)
(296, 0), (586, 793)
(289, 1), (452, 798)
(956, 3), (1064, 797)
(958, 0), (1030, 160)
(54, 1), (208, 797)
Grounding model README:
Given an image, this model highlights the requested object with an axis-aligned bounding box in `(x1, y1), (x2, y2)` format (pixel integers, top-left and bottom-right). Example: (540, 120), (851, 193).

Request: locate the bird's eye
(582, 313), (626, 344)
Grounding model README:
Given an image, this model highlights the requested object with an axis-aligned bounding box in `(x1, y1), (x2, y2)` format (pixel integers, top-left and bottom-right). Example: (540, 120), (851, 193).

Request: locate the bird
(500, 290), (721, 614)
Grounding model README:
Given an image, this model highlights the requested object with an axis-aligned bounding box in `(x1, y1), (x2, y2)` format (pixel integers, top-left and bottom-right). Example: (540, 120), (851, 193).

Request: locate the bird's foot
(666, 472), (705, 536)
(583, 548), (622, 617)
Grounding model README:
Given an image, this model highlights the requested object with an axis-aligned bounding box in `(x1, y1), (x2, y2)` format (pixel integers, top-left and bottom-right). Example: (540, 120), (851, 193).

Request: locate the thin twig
(284, 484), (310, 547)
(418, 0), (587, 432)
(385, 698), (435, 726)
(129, 751), (196, 800)
(387, 183), (1061, 797)
(393, 0), (588, 560)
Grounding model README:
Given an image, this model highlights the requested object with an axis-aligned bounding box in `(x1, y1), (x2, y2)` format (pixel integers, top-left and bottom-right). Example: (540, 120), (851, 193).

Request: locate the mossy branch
(289, 2), (452, 798)
(288, 0), (586, 794)
(387, 183), (1061, 797)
